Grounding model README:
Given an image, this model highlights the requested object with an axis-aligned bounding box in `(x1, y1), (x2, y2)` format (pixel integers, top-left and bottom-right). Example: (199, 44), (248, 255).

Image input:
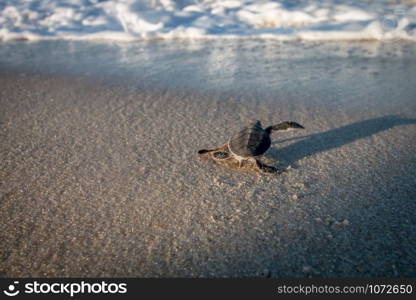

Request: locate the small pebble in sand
(292, 194), (298, 200)
(294, 182), (305, 189)
(246, 190), (255, 198)
(332, 219), (350, 227)
(213, 177), (224, 186)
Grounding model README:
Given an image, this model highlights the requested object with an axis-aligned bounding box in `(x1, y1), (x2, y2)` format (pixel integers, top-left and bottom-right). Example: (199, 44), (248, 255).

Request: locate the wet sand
(0, 41), (415, 277)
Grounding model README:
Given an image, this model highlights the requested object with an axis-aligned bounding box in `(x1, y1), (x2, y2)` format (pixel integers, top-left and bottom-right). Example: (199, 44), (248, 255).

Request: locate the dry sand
(0, 41), (416, 277)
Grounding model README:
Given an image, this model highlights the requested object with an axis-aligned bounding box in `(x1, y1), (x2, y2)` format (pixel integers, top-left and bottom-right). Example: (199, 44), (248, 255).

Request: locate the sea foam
(0, 0), (415, 42)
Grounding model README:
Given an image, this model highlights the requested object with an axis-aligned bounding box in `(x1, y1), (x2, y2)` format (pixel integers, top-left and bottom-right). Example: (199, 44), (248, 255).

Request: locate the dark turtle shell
(228, 121), (271, 157)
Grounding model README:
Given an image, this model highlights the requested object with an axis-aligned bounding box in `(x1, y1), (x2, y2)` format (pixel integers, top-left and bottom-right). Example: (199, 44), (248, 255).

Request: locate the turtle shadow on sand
(269, 115), (416, 168)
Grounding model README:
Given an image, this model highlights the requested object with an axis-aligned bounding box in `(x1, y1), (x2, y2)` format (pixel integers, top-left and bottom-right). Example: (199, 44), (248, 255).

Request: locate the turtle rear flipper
(198, 148), (230, 160)
(212, 151), (230, 160)
(198, 146), (223, 155)
(255, 159), (281, 174)
(198, 149), (215, 155)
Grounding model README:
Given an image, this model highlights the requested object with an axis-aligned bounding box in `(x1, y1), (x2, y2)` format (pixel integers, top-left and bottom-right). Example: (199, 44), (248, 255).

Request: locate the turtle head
(247, 120), (263, 129)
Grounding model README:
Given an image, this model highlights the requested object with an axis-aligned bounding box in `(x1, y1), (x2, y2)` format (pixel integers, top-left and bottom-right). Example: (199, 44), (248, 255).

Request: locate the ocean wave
(0, 0), (415, 42)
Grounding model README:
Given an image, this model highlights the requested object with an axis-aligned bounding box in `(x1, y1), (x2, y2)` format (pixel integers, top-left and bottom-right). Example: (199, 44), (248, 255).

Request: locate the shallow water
(1, 39), (416, 98)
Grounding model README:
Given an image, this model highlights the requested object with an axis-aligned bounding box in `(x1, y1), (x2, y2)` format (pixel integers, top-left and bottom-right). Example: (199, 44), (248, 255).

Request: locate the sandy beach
(0, 40), (415, 277)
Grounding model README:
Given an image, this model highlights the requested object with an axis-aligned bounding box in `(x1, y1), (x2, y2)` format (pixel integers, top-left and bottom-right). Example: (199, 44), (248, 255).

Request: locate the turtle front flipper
(255, 159), (281, 174)
(265, 121), (304, 134)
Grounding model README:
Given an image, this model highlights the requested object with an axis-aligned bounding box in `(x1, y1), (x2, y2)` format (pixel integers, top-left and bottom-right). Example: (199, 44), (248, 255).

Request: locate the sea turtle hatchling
(198, 120), (304, 173)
